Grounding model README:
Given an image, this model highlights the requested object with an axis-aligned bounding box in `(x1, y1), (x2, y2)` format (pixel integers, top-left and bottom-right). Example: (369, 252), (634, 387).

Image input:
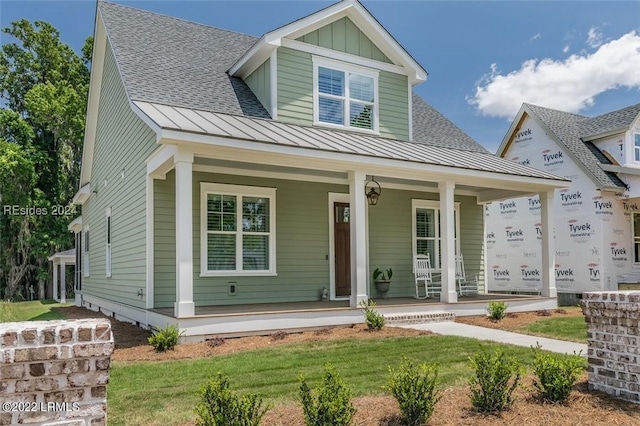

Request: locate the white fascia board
(67, 216), (83, 233)
(229, 1), (352, 77)
(601, 164), (640, 176)
(229, 0), (427, 85)
(79, 12), (107, 188)
(72, 183), (91, 205)
(159, 130), (568, 192)
(146, 144), (177, 178)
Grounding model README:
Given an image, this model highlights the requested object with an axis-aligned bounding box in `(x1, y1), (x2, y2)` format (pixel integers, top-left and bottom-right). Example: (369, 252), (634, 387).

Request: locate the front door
(334, 202), (351, 297)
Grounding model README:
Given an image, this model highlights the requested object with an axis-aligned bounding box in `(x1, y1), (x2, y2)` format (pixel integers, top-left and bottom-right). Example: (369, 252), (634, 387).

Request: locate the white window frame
(411, 199), (460, 271)
(200, 183), (277, 277)
(633, 212), (640, 263)
(634, 133), (640, 162)
(312, 56), (379, 134)
(83, 227), (90, 277)
(106, 207), (112, 278)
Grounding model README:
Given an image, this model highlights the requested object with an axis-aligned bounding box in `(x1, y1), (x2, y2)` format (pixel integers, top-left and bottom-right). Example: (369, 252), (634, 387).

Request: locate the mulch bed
(456, 308), (584, 331)
(55, 305), (640, 425)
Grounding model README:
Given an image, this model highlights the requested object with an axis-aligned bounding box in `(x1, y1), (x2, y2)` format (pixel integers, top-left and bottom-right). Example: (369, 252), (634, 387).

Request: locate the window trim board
(411, 199), (461, 271)
(199, 182), (277, 277)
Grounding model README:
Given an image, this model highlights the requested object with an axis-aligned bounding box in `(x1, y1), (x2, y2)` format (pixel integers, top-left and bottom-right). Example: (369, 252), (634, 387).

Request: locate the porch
(150, 293), (555, 339)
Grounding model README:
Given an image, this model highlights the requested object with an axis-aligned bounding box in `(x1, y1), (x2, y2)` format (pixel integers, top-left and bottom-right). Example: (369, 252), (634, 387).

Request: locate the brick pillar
(581, 291), (640, 404)
(0, 319), (114, 425)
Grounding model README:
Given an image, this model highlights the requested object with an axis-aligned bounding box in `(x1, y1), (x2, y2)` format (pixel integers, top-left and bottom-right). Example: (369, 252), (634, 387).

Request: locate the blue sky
(1, 0), (639, 152)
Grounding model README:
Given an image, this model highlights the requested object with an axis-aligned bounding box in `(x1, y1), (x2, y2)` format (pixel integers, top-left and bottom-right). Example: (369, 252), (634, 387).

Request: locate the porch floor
(152, 293), (542, 319)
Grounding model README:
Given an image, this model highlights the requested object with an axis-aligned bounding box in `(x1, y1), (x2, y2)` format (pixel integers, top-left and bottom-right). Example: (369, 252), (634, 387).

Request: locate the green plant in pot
(373, 268), (393, 298)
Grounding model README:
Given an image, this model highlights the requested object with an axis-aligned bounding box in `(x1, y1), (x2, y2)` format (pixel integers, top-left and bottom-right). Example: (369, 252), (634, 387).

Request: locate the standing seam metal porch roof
(136, 101), (567, 181)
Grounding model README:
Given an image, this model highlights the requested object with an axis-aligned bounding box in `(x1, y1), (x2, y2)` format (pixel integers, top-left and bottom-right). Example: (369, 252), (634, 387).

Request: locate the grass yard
(457, 306), (587, 343)
(0, 300), (70, 322)
(521, 315), (587, 342)
(108, 335), (574, 426)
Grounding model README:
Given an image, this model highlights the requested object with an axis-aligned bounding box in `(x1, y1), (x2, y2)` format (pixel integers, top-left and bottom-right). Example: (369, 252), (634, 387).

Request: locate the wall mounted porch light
(365, 177), (382, 206)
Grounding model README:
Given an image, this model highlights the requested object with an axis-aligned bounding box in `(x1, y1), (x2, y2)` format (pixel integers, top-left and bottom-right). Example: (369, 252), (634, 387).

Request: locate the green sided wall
(277, 47), (409, 140)
(296, 17), (393, 64)
(368, 189), (485, 297)
(81, 41), (158, 308)
(244, 58), (271, 116)
(154, 179), (484, 307)
(153, 172), (349, 307)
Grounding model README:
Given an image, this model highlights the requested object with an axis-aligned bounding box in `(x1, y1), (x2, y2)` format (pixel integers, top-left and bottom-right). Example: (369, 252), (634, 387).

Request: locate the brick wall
(581, 291), (640, 404)
(0, 319), (114, 425)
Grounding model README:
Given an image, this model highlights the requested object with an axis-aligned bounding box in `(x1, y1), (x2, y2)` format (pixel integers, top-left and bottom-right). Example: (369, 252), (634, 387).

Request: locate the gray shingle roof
(98, 1), (270, 118)
(577, 103), (640, 138)
(98, 1), (492, 156)
(524, 103), (627, 189)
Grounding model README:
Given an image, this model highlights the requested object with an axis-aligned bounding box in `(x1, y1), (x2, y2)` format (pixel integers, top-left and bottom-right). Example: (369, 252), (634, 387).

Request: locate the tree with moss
(0, 19), (92, 299)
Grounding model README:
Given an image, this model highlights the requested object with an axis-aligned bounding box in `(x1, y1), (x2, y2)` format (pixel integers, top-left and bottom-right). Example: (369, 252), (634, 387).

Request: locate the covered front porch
(150, 293), (555, 339)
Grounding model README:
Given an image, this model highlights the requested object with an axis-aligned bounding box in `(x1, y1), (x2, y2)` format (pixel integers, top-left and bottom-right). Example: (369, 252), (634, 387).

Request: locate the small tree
(387, 357), (441, 425)
(469, 348), (521, 413)
(299, 365), (356, 426)
(531, 344), (585, 403)
(195, 372), (267, 426)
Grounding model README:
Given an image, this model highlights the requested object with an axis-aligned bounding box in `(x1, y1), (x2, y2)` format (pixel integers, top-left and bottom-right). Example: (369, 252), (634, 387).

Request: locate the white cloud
(587, 27), (603, 48)
(562, 44), (570, 53)
(468, 31), (640, 118)
(531, 32), (542, 41)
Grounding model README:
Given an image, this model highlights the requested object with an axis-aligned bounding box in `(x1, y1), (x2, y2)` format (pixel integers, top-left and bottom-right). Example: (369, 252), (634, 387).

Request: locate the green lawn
(0, 300), (70, 322)
(108, 335), (582, 426)
(520, 315), (587, 343)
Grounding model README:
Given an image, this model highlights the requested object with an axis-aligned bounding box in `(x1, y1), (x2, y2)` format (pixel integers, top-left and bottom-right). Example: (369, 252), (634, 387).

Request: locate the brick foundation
(0, 319), (114, 425)
(581, 291), (640, 404)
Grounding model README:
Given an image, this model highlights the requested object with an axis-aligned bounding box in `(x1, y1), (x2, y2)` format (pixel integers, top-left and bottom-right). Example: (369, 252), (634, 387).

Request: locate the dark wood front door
(334, 202), (351, 297)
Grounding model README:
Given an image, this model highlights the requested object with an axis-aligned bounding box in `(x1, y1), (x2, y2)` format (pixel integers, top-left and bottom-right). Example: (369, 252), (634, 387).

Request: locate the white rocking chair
(414, 254), (441, 299)
(456, 253), (479, 296)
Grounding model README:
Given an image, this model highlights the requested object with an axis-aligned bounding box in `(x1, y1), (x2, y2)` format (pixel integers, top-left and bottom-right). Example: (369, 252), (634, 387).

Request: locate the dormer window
(313, 57), (378, 133)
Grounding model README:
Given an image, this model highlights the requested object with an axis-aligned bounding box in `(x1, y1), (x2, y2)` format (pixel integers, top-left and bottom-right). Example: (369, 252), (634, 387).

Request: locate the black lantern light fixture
(365, 177), (382, 206)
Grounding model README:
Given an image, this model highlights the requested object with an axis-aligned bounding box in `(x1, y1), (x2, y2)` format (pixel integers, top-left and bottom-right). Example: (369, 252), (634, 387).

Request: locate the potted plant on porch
(373, 268), (393, 298)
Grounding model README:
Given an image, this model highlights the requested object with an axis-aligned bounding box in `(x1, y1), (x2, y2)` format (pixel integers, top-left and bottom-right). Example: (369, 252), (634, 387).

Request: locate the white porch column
(52, 262), (58, 301)
(348, 171), (368, 307)
(540, 190), (557, 298)
(174, 150), (195, 318)
(439, 181), (457, 303)
(60, 260), (66, 304)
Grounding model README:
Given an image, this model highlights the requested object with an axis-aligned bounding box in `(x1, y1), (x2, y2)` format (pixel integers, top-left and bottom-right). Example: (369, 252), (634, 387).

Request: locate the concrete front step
(384, 311), (455, 325)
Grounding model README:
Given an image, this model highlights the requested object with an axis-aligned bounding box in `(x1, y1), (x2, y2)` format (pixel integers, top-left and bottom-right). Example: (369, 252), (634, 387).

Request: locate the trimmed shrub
(486, 301), (508, 322)
(387, 357), (441, 426)
(532, 344), (585, 403)
(148, 324), (182, 352)
(195, 372), (267, 426)
(299, 365), (356, 426)
(469, 348), (521, 413)
(359, 299), (385, 331)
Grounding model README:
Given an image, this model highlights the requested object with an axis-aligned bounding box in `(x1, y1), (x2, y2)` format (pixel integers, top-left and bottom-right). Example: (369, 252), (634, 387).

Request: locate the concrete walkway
(398, 322), (587, 356)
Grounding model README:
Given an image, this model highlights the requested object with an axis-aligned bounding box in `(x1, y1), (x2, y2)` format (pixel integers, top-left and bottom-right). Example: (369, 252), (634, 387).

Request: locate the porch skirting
(77, 293), (556, 341)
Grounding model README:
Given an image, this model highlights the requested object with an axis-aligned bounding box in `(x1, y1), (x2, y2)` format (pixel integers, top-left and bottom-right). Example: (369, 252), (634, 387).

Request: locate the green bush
(486, 301), (508, 322)
(299, 365), (356, 426)
(531, 344), (585, 403)
(387, 357), (441, 426)
(469, 348), (521, 413)
(359, 299), (385, 331)
(195, 372), (267, 426)
(148, 324), (182, 352)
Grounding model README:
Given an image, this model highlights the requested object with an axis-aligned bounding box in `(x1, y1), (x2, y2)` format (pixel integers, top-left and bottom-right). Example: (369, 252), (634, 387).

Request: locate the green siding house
(73, 0), (566, 338)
